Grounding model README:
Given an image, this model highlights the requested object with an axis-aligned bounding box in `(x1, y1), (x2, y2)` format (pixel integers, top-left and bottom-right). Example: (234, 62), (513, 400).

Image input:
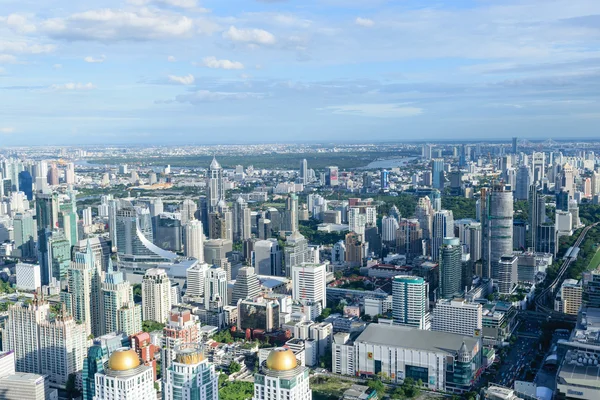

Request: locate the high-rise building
(0, 373), (54, 400)
(163, 344), (218, 400)
(562, 162), (575, 195)
(231, 266), (261, 306)
(325, 166), (339, 187)
(184, 219), (205, 262)
(180, 199), (197, 225)
(292, 263), (327, 309)
(432, 210), (454, 262)
(233, 197), (252, 241)
(154, 212), (183, 252)
(392, 276), (429, 330)
(512, 137), (518, 154)
(284, 231), (310, 278)
(284, 193), (299, 233)
(531, 152), (545, 183)
(528, 184), (546, 250)
(15, 262), (41, 291)
(380, 169), (389, 189)
(254, 239), (283, 276)
(93, 348), (154, 399)
(238, 296), (280, 333)
(432, 298), (482, 337)
(481, 186), (513, 281)
(416, 196), (434, 254)
(497, 255), (518, 294)
(382, 215), (399, 247)
(299, 159), (308, 185)
(253, 348), (311, 400)
(12, 212), (35, 259)
(344, 231), (367, 267)
(185, 262), (210, 299)
(47, 163), (59, 186)
(36, 192), (59, 232)
(207, 157), (225, 214)
(515, 165), (530, 201)
(162, 308), (200, 371)
(18, 170), (33, 200)
(102, 270), (142, 336)
(204, 266), (228, 309)
(432, 158), (445, 189)
(141, 268), (172, 323)
(82, 333), (130, 400)
(72, 237), (112, 273)
(396, 218), (423, 261)
(439, 238), (463, 299)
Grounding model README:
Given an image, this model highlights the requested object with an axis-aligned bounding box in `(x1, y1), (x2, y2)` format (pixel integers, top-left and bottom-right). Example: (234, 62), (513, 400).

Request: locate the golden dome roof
(108, 348), (141, 371)
(265, 348), (297, 371)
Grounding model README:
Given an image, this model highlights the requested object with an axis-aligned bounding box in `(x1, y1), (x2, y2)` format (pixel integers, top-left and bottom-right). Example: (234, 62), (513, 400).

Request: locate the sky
(1, 0), (600, 145)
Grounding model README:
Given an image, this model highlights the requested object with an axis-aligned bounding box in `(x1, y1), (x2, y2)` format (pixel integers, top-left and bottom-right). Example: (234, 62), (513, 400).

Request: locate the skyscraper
(162, 308), (200, 371)
(102, 270), (142, 336)
(18, 170), (33, 200)
(512, 137), (518, 154)
(380, 169), (389, 189)
(36, 192), (59, 232)
(396, 218), (423, 261)
(439, 237), (463, 299)
(515, 165), (530, 201)
(180, 199), (197, 225)
(284, 231), (310, 278)
(432, 158), (445, 190)
(233, 196), (251, 241)
(432, 210), (454, 262)
(284, 193), (299, 233)
(528, 184), (546, 250)
(382, 215), (399, 247)
(291, 263), (327, 309)
(497, 255), (518, 294)
(253, 348), (311, 400)
(141, 268), (172, 323)
(325, 166), (339, 187)
(481, 185), (514, 282)
(163, 344), (218, 400)
(204, 266), (228, 309)
(12, 212), (35, 259)
(392, 275), (428, 329)
(299, 159), (308, 185)
(38, 230), (71, 284)
(207, 157), (225, 214)
(231, 266), (261, 306)
(254, 239), (283, 276)
(184, 220), (205, 262)
(93, 348), (154, 400)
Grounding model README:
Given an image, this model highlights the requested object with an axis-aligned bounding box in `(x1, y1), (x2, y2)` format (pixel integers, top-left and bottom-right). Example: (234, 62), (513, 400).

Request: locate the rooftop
(355, 324), (479, 355)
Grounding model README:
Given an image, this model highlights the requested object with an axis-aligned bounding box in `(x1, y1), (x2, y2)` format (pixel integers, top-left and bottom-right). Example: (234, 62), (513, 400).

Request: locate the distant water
(358, 157), (417, 170)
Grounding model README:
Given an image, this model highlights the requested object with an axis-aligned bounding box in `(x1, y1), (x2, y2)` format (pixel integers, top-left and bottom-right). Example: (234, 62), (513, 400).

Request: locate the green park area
(310, 376), (355, 400)
(587, 245), (600, 272)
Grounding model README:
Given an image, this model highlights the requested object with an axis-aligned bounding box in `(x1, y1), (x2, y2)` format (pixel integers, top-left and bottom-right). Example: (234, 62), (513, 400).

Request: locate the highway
(535, 223), (598, 314)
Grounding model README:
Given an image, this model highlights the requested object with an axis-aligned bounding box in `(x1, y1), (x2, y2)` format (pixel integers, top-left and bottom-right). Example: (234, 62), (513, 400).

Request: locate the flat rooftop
(355, 324), (479, 355)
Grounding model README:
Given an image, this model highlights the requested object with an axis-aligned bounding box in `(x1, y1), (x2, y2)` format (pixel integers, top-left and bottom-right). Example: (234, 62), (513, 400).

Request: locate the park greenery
(218, 379), (254, 400)
(142, 320), (165, 333)
(299, 219), (346, 246)
(442, 196), (477, 220)
(0, 281), (15, 294)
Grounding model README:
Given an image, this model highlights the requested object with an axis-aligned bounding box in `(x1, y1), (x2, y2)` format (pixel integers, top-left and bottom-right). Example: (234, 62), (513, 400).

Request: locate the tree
(362, 314), (372, 322)
(219, 373), (229, 387)
(142, 320), (165, 333)
(367, 378), (385, 395)
(229, 361), (242, 374)
(65, 373), (80, 399)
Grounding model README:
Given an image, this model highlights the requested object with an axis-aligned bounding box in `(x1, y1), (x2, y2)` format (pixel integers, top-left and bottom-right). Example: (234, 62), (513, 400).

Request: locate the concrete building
(184, 219), (205, 262)
(497, 255), (518, 295)
(254, 239), (283, 277)
(231, 266), (261, 306)
(15, 262), (41, 291)
(141, 268), (172, 323)
(481, 186), (514, 282)
(392, 276), (429, 330)
(253, 348), (311, 400)
(0, 373), (56, 400)
(93, 348), (154, 400)
(162, 308), (200, 371)
(432, 298), (482, 337)
(554, 279), (582, 315)
(163, 344), (218, 400)
(432, 210), (454, 262)
(292, 263), (327, 309)
(238, 296), (280, 333)
(439, 238), (463, 299)
(101, 270), (142, 336)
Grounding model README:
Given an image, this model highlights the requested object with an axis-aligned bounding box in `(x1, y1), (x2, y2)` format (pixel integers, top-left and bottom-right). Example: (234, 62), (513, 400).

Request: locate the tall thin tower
(207, 157), (224, 214)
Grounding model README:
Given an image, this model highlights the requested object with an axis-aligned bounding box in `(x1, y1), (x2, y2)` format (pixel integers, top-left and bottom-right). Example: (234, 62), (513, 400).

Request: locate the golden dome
(108, 348), (141, 371)
(265, 348), (297, 371)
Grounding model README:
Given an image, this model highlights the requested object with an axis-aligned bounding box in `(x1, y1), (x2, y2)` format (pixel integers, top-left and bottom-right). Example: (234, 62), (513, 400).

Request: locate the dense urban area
(0, 139), (600, 400)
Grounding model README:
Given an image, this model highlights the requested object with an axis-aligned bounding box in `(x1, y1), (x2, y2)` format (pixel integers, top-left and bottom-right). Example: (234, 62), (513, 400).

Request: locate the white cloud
(175, 90), (263, 103)
(42, 9), (194, 41)
(355, 17), (374, 27)
(53, 64), (63, 69)
(321, 103), (423, 118)
(168, 55), (176, 62)
(0, 14), (37, 34)
(201, 56), (244, 70)
(84, 55), (106, 63)
(128, 0), (204, 9)
(0, 127), (15, 134)
(0, 55), (17, 64)
(168, 74), (195, 84)
(223, 26), (276, 45)
(51, 82), (97, 91)
(0, 40), (55, 54)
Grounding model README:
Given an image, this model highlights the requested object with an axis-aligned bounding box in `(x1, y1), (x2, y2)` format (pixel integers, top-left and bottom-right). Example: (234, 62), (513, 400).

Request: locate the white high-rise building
(431, 298), (482, 337)
(15, 262), (41, 291)
(291, 263), (327, 309)
(141, 268), (172, 323)
(207, 158), (224, 214)
(163, 344), (218, 400)
(253, 348), (311, 400)
(432, 210), (454, 262)
(65, 162), (75, 185)
(233, 197), (252, 241)
(231, 266), (261, 306)
(299, 159), (308, 185)
(83, 207), (93, 226)
(204, 266), (228, 309)
(254, 239), (283, 276)
(93, 348), (154, 400)
(102, 271), (142, 336)
(184, 220), (205, 262)
(382, 215), (399, 244)
(180, 199), (197, 225)
(185, 262), (210, 299)
(392, 275), (429, 330)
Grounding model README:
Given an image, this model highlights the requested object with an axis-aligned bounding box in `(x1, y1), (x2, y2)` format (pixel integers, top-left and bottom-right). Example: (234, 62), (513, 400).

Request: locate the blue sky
(1, 0), (600, 145)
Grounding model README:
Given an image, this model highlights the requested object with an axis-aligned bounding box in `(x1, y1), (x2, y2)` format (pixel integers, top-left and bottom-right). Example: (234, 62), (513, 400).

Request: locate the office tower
(512, 137), (518, 154)
(497, 255), (518, 294)
(392, 275), (428, 329)
(82, 333), (130, 400)
(204, 266), (228, 309)
(180, 199), (197, 225)
(203, 238), (232, 264)
(3, 299), (50, 374)
(284, 193), (299, 233)
(536, 223), (557, 255)
(38, 314), (88, 387)
(299, 159), (308, 185)
(556, 188), (569, 212)
(432, 210), (454, 262)
(325, 166), (339, 187)
(344, 231), (367, 267)
(184, 219), (205, 262)
(432, 158), (444, 190)
(515, 165), (531, 200)
(208, 206), (233, 241)
(15, 262), (41, 291)
(422, 144), (433, 160)
(12, 212), (35, 259)
(233, 197), (251, 241)
(93, 348), (154, 400)
(592, 171), (600, 197)
(380, 169), (389, 189)
(154, 212), (183, 252)
(162, 308), (200, 371)
(432, 298), (482, 337)
(73, 237), (112, 273)
(439, 238), (463, 299)
(65, 162), (75, 185)
(83, 206), (93, 226)
(58, 191), (79, 246)
(102, 271), (142, 336)
(555, 279), (582, 315)
(253, 348), (311, 400)
(107, 199), (120, 251)
(163, 344), (218, 400)
(47, 163), (59, 186)
(36, 192), (59, 232)
(531, 151), (545, 183)
(185, 262), (210, 298)
(284, 231), (310, 278)
(0, 373), (54, 400)
(582, 272), (600, 308)
(396, 218), (423, 260)
(569, 199), (581, 228)
(562, 162), (574, 196)
(481, 186), (513, 281)
(556, 210), (573, 237)
(382, 215), (399, 247)
(207, 157), (224, 214)
(415, 196), (433, 253)
(148, 197), (164, 217)
(348, 207), (367, 237)
(116, 205), (173, 262)
(331, 240), (345, 265)
(364, 225), (382, 258)
(291, 263), (327, 309)
(238, 297), (280, 333)
(18, 170), (33, 200)
(231, 266), (261, 306)
(528, 184), (545, 250)
(141, 268), (171, 323)
(65, 243), (103, 337)
(38, 229), (70, 285)
(254, 239), (283, 276)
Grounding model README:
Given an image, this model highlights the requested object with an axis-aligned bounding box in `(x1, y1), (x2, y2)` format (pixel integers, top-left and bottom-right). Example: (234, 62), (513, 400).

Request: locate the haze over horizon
(1, 0), (600, 145)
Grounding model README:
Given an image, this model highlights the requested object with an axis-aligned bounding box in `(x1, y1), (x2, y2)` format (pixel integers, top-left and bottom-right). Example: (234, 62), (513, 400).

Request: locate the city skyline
(1, 0), (600, 144)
